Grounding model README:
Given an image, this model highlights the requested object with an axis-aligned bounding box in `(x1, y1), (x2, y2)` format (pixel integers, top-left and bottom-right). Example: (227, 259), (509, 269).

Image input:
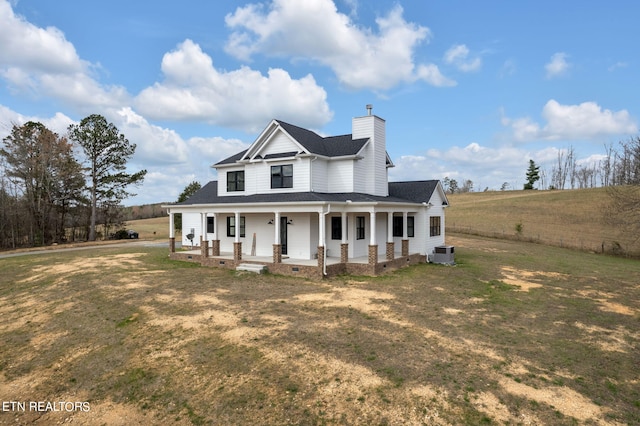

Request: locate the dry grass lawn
(0, 234), (639, 425)
(447, 187), (640, 256)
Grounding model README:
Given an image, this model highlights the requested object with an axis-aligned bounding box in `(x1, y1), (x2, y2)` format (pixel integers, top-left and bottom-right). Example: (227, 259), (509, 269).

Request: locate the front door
(280, 216), (288, 255)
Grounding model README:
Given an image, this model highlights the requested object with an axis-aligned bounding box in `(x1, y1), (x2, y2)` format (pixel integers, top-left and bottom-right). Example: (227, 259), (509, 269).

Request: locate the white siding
(261, 131), (300, 156)
(326, 160), (354, 192)
(425, 188), (447, 256)
(244, 214), (275, 257)
(353, 153), (370, 193)
(325, 215), (342, 258)
(372, 117), (387, 196)
(181, 212), (202, 247)
(252, 159), (310, 194)
(311, 158), (328, 192)
(352, 115), (387, 196)
(218, 167), (246, 197)
(309, 212), (319, 258)
(351, 214), (369, 258)
(284, 213), (314, 259)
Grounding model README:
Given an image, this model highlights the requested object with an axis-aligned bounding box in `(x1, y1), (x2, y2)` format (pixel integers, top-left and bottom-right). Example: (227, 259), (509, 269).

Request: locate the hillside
(446, 187), (639, 256)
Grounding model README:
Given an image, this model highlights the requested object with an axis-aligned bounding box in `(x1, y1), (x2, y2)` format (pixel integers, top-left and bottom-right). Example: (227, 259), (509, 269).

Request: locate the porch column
(369, 211), (377, 265)
(169, 211), (175, 253)
(202, 239), (209, 257)
(402, 211), (409, 256)
(234, 212), (241, 243)
(211, 239), (220, 257)
(369, 211), (376, 246)
(274, 212), (281, 244)
(340, 211), (348, 263)
(211, 213), (219, 256)
(200, 213), (205, 244)
(201, 212), (209, 257)
(233, 212), (242, 261)
(273, 212), (281, 263)
(318, 210), (325, 269)
(386, 212), (394, 260)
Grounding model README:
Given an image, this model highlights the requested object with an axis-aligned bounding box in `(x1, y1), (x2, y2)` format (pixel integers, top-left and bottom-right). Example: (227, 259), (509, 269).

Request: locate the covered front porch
(166, 201), (430, 277)
(170, 247), (425, 278)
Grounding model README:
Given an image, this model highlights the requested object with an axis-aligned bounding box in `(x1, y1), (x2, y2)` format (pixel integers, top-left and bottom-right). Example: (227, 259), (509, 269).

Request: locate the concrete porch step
(236, 263), (267, 274)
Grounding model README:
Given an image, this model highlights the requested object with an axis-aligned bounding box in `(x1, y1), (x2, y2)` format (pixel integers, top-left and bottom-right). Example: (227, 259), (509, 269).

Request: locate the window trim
(392, 216), (403, 237)
(430, 216), (441, 237)
(331, 216), (342, 240)
(206, 216), (214, 234)
(407, 216), (414, 238)
(227, 216), (246, 237)
(271, 164), (293, 189)
(227, 170), (245, 192)
(356, 216), (365, 240)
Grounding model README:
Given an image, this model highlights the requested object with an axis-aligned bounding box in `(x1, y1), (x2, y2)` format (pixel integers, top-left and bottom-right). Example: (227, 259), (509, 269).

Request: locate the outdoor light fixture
(267, 219), (274, 225)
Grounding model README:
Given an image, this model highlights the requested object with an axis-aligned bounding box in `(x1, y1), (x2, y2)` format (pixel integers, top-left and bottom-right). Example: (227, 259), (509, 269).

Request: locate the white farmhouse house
(165, 106), (449, 277)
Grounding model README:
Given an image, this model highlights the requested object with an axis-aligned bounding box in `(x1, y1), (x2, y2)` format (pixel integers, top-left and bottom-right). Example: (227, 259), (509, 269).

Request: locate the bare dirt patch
(500, 266), (569, 291)
(1, 241), (638, 425)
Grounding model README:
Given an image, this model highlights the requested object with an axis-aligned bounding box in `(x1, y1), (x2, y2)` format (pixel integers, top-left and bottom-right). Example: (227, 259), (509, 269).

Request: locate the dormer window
(271, 164), (293, 188)
(227, 171), (245, 192)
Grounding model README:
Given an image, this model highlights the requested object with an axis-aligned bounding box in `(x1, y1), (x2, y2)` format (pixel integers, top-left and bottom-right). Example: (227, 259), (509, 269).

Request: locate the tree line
(0, 115), (146, 249)
(442, 136), (640, 194)
(540, 137), (640, 190)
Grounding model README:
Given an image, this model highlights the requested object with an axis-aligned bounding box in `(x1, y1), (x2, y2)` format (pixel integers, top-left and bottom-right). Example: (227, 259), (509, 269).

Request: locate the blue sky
(1, 0), (638, 204)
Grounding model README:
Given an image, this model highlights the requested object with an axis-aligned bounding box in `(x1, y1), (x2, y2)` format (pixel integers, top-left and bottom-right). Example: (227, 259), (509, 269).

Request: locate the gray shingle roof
(215, 120), (370, 166)
(278, 121), (369, 157)
(176, 180), (442, 206)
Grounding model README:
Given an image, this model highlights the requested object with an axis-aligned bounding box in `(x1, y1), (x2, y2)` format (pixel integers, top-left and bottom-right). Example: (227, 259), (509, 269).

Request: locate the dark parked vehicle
(110, 229), (139, 239)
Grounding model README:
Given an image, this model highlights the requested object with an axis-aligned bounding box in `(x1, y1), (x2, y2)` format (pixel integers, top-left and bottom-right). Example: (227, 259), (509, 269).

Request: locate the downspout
(322, 203), (331, 276)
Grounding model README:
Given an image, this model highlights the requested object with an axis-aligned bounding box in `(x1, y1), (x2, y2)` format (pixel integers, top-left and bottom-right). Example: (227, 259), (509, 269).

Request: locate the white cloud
(224, 0), (453, 90)
(389, 143), (600, 191)
(0, 0), (130, 112)
(0, 1), (83, 74)
(135, 39), (332, 133)
(390, 143), (534, 190)
(545, 52), (570, 79)
(0, 104), (74, 137)
(503, 100), (638, 142)
(542, 100), (637, 139)
(444, 44), (481, 72)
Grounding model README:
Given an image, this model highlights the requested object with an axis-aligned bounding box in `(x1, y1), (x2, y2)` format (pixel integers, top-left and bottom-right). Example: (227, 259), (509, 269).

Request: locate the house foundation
(170, 249), (426, 279)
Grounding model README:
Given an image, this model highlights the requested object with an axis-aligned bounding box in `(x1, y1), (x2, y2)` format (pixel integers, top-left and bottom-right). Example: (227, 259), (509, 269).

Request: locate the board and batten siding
(260, 130), (301, 156)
